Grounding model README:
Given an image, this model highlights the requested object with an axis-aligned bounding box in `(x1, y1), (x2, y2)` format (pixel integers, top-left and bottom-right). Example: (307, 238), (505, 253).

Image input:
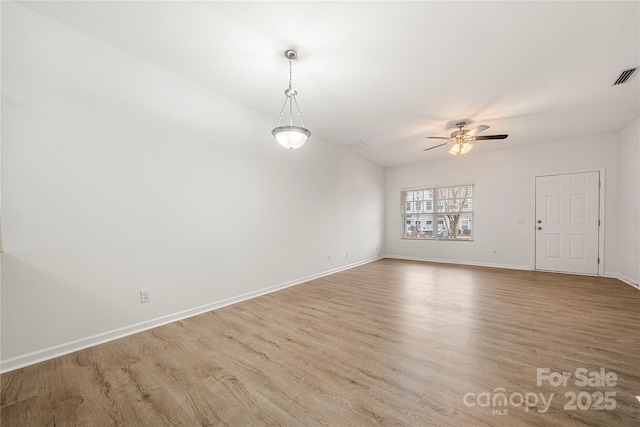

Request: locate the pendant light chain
(288, 57), (293, 90)
(288, 58), (294, 126)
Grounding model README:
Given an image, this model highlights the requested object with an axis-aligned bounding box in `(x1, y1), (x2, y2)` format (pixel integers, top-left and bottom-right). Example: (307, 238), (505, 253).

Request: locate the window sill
(401, 237), (474, 242)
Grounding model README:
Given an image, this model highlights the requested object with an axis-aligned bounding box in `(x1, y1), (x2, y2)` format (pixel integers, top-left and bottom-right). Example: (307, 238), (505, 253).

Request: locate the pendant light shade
(272, 125), (311, 149)
(272, 50), (311, 149)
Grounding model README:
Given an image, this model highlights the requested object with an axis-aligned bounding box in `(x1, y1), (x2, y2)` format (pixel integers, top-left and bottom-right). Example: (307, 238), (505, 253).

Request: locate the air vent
(613, 67), (637, 85)
(346, 141), (368, 149)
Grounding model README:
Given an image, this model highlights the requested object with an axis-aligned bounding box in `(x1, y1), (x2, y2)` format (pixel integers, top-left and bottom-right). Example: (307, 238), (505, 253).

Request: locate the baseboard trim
(384, 254), (532, 271)
(604, 272), (640, 290)
(0, 256), (384, 374)
(386, 255), (639, 289)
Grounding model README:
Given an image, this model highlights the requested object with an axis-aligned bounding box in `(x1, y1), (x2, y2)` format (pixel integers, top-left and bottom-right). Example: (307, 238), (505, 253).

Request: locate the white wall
(618, 119), (640, 286)
(1, 3), (384, 371)
(385, 133), (622, 274)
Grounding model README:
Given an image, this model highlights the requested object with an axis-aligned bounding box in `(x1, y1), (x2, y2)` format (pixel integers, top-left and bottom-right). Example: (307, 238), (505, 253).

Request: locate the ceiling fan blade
(423, 142), (449, 151)
(465, 125), (490, 137)
(426, 136), (450, 140)
(474, 134), (508, 140)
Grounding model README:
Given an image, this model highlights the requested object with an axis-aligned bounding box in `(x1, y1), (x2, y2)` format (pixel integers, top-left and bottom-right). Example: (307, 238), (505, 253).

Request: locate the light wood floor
(2, 259), (639, 426)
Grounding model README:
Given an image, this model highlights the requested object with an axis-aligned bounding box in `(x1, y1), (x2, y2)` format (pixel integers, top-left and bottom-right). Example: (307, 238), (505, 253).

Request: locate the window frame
(401, 183), (474, 241)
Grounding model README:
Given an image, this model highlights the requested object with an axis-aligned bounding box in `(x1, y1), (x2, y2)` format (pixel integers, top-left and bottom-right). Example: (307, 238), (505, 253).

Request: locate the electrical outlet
(140, 289), (151, 303)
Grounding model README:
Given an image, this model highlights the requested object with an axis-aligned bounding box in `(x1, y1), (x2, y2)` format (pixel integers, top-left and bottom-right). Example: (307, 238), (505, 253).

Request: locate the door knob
(537, 220), (542, 224)
(537, 226), (542, 230)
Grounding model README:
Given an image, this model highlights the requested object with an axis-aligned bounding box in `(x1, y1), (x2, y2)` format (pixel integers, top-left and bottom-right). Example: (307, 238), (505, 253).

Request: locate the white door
(535, 171), (600, 274)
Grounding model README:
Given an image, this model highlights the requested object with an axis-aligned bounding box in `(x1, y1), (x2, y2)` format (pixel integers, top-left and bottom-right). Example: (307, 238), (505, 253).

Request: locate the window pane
(442, 199), (460, 211)
(424, 190), (433, 212)
(436, 186), (473, 213)
(438, 213), (473, 240)
(404, 215), (417, 237)
(404, 214), (434, 238)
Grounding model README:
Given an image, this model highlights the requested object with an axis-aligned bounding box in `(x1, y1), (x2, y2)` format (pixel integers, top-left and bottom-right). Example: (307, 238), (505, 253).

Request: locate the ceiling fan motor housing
(451, 129), (469, 139)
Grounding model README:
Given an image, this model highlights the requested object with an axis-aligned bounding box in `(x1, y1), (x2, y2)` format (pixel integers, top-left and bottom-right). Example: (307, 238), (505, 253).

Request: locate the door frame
(531, 168), (605, 276)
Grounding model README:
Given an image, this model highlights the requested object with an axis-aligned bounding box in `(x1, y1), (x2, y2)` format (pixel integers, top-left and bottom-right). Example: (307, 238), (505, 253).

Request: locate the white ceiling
(20, 1), (640, 167)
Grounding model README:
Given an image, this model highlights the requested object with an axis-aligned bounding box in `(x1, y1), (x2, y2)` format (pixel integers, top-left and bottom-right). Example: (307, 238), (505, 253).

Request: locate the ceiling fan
(424, 121), (508, 157)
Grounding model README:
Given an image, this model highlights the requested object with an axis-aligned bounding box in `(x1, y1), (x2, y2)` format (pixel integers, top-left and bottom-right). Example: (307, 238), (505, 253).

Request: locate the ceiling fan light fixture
(460, 142), (474, 155)
(448, 140), (473, 158)
(272, 49), (311, 149)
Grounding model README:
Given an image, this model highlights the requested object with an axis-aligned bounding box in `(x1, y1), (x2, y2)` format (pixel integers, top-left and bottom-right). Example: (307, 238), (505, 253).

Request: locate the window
(402, 184), (474, 240)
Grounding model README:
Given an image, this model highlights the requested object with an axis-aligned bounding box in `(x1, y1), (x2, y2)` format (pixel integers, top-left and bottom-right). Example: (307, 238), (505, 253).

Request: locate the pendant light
(271, 49), (311, 149)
